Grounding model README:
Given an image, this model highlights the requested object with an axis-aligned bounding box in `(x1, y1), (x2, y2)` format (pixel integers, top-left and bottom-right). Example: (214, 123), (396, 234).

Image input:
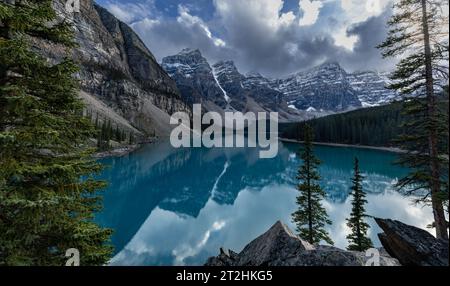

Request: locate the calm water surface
(94, 140), (433, 266)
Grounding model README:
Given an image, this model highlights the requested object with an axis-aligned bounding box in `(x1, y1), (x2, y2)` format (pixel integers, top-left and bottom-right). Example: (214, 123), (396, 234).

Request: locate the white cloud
(334, 28), (358, 51)
(214, 0), (296, 32)
(133, 17), (160, 29)
(177, 5), (226, 47)
(104, 1), (156, 23)
(298, 0), (323, 26)
(107, 4), (135, 22)
(341, 0), (390, 23)
(109, 184), (433, 265)
(333, 0), (391, 50)
(102, 0), (396, 76)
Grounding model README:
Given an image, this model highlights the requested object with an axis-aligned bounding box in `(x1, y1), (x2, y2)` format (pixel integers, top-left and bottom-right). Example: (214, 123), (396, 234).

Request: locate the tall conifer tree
(378, 0), (449, 239)
(0, 0), (112, 265)
(292, 124), (333, 245)
(346, 157), (373, 251)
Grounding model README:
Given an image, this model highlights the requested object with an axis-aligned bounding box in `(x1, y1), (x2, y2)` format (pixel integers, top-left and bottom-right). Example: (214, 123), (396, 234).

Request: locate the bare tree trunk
(421, 0), (448, 240)
(307, 158), (313, 244)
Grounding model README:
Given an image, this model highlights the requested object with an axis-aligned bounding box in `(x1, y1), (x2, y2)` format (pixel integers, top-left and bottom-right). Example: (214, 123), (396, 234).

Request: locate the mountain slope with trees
(281, 97), (448, 149)
(281, 102), (406, 147)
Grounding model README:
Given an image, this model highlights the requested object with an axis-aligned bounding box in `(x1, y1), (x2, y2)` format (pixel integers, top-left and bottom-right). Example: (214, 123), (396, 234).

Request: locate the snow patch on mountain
(213, 68), (230, 103)
(347, 71), (398, 107)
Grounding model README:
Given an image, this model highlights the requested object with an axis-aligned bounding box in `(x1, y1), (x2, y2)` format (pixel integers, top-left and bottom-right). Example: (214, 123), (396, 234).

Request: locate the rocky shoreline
(92, 144), (142, 159)
(205, 219), (448, 266)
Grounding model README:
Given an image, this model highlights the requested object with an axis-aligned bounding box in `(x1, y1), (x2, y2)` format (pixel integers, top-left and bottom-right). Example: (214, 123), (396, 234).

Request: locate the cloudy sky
(96, 0), (396, 77)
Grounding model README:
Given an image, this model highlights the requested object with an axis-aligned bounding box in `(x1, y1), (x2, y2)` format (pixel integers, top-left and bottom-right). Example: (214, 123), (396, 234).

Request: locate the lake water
(95, 140), (433, 266)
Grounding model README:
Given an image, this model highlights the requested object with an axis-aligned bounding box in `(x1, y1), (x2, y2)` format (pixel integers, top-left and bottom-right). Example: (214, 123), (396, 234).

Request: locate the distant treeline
(281, 102), (406, 147)
(281, 99), (449, 148)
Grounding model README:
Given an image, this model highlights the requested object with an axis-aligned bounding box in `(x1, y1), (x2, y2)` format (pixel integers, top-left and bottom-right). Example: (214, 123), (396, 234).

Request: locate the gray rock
(162, 49), (228, 111)
(237, 221), (314, 266)
(205, 248), (239, 266)
(375, 218), (449, 266)
(347, 71), (398, 107)
(271, 62), (362, 112)
(205, 221), (400, 266)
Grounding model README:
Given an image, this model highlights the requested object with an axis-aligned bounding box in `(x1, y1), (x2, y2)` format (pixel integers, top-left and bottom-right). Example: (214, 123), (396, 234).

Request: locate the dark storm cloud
(199, 0), (395, 77)
(102, 0), (397, 78)
(130, 5), (238, 66)
(341, 8), (395, 72)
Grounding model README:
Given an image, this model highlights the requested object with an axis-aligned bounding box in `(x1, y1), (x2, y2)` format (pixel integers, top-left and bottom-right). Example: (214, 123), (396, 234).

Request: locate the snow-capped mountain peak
(162, 49), (400, 121)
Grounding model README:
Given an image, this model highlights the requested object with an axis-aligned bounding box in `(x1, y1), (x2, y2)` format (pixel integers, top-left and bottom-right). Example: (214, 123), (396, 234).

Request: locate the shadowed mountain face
(161, 49), (229, 112)
(347, 71), (399, 107)
(272, 62), (363, 112)
(36, 1), (191, 137)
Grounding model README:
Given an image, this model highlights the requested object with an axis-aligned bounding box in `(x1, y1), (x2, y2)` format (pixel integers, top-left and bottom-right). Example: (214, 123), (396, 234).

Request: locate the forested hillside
(281, 96), (448, 148)
(280, 99), (444, 147)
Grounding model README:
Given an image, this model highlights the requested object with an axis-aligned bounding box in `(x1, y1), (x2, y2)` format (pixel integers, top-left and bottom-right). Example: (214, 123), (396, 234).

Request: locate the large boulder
(237, 221), (314, 266)
(375, 218), (449, 266)
(205, 221), (400, 266)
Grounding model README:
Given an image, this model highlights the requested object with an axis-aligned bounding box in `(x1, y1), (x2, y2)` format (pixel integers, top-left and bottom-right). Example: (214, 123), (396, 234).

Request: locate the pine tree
(378, 0), (449, 239)
(121, 130), (126, 142)
(292, 124), (334, 245)
(129, 132), (134, 145)
(94, 113), (99, 129)
(0, 1), (112, 265)
(114, 125), (120, 142)
(346, 157), (373, 251)
(106, 119), (112, 140)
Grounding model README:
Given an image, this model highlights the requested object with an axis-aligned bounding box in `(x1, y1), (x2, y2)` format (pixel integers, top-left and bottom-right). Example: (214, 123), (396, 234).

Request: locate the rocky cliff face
(213, 61), (294, 120)
(273, 63), (399, 112)
(271, 63), (399, 112)
(271, 62), (363, 112)
(212, 60), (247, 111)
(162, 49), (228, 113)
(38, 0), (191, 137)
(348, 71), (398, 107)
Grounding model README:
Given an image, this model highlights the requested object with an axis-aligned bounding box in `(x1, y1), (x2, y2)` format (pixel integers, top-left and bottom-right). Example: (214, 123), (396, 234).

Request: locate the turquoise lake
(95, 140), (433, 266)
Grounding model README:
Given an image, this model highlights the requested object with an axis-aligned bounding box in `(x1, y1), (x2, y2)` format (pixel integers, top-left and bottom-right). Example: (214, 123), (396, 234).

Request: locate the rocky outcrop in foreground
(375, 218), (449, 266)
(205, 221), (399, 266)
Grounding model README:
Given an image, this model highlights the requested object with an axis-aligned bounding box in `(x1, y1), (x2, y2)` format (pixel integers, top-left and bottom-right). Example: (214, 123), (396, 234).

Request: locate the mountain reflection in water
(95, 140), (433, 266)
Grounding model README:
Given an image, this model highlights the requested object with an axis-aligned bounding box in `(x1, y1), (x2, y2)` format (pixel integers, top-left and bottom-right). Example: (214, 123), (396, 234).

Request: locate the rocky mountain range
(161, 49), (229, 113)
(36, 0), (191, 138)
(347, 71), (399, 107)
(272, 62), (362, 112)
(162, 49), (300, 121)
(273, 63), (399, 112)
(163, 50), (399, 120)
